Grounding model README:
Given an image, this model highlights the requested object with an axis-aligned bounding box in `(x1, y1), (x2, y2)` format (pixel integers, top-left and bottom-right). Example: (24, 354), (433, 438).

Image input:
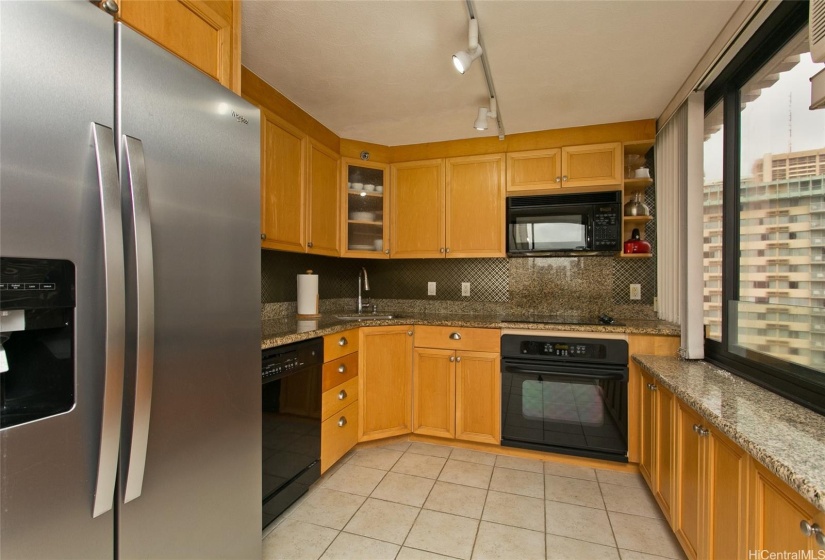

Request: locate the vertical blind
(655, 92), (705, 359)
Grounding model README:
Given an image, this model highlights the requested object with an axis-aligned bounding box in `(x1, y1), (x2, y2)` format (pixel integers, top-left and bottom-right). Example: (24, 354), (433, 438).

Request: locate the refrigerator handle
(122, 136), (155, 504)
(91, 123), (126, 518)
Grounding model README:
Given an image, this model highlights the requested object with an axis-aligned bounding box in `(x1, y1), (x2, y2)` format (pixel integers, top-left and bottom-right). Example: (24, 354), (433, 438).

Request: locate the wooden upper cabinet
(561, 142), (622, 189)
(506, 148), (561, 192)
(307, 138), (340, 256)
(446, 154), (506, 258)
(390, 159), (445, 258)
(341, 159), (390, 259)
(260, 110), (306, 252)
(117, 0), (240, 93)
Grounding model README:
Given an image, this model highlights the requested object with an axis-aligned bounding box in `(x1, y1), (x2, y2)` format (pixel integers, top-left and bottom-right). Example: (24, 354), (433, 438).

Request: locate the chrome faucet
(357, 267), (371, 314)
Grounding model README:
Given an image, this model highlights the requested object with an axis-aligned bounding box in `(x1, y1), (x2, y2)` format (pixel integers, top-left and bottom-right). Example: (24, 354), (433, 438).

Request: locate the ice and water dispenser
(0, 257), (75, 429)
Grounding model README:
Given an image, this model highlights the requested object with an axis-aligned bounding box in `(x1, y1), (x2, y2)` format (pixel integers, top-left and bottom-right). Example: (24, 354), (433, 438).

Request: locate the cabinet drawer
(322, 352), (358, 392)
(324, 328), (359, 361)
(321, 400), (359, 473)
(414, 326), (499, 352)
(322, 376), (359, 421)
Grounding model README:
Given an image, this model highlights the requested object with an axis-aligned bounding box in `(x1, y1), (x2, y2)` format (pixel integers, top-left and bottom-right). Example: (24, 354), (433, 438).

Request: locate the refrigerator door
(116, 23), (262, 560)
(0, 2), (119, 558)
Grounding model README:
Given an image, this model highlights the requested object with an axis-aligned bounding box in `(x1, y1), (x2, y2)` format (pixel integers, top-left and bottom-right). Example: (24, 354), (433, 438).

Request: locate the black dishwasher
(262, 337), (323, 529)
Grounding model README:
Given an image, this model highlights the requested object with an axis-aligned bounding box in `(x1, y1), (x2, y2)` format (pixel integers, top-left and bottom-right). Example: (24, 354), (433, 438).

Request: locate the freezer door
(116, 23), (262, 560)
(0, 2), (118, 559)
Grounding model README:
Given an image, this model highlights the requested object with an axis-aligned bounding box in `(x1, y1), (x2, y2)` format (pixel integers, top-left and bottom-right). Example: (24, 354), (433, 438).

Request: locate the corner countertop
(633, 354), (825, 512)
(262, 313), (680, 349)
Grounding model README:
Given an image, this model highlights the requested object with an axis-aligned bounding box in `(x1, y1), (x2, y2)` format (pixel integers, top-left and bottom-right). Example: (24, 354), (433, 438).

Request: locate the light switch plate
(427, 282), (436, 296)
(630, 284), (641, 300)
(461, 282), (471, 297)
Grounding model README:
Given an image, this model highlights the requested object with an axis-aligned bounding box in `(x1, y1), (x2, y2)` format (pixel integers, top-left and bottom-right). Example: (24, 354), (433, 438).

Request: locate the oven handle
(502, 363), (626, 381)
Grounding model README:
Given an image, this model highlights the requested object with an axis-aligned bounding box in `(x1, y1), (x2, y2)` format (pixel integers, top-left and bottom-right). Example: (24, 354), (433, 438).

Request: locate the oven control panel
(520, 340), (607, 360)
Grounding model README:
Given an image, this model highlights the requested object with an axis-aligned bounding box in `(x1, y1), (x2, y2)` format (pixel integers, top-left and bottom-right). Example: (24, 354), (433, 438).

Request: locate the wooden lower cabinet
(321, 401), (358, 472)
(455, 351), (500, 445)
(359, 326), (413, 441)
(653, 382), (676, 523)
(674, 400), (704, 560)
(412, 348), (455, 438)
(750, 461), (824, 555)
(705, 426), (748, 560)
(320, 332), (359, 474)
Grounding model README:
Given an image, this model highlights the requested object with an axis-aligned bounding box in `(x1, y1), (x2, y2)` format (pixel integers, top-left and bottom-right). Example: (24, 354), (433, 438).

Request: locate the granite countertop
(262, 312), (680, 349)
(633, 355), (825, 512)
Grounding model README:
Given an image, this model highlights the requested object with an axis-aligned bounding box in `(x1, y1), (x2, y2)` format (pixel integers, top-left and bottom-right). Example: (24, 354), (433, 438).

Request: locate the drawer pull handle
(338, 390), (347, 400)
(693, 424), (709, 437)
(647, 383), (657, 391)
(800, 521), (825, 548)
(338, 364), (346, 374)
(338, 337), (347, 347)
(449, 332), (461, 340)
(338, 417), (347, 428)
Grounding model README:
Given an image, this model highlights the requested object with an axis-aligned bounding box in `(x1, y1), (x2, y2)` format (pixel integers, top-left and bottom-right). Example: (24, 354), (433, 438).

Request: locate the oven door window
(509, 214), (588, 252)
(502, 369), (626, 455)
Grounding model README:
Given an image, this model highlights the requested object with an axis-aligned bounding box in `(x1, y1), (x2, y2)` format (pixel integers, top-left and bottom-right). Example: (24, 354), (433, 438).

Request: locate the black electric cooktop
(499, 314), (624, 326)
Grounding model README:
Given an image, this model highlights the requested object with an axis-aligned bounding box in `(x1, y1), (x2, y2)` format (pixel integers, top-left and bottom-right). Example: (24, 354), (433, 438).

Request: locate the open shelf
(348, 220), (383, 226)
(624, 178), (654, 192)
(619, 253), (654, 258)
(348, 190), (384, 197)
(623, 215), (653, 223)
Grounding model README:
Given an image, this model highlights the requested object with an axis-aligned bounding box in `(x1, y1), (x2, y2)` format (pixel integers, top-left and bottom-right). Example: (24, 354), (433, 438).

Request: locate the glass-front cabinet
(341, 158), (390, 258)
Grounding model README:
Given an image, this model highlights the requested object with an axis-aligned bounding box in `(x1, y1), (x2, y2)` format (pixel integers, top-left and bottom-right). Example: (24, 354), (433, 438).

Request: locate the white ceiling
(243, 0), (742, 147)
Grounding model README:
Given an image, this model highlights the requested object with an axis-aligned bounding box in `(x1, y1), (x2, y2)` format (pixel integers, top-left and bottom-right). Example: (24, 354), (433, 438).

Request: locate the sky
(704, 51), (825, 183)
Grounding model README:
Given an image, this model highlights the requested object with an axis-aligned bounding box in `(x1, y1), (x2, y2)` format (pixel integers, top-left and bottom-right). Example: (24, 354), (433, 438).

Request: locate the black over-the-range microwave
(506, 190), (622, 256)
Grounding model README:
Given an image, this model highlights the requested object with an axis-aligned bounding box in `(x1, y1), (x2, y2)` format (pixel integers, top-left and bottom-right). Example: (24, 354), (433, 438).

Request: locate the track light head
(452, 46), (482, 74)
(474, 97), (497, 131)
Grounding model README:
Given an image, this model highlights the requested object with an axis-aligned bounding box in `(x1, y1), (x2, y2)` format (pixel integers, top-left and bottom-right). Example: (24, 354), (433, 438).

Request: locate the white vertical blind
(656, 93), (706, 359)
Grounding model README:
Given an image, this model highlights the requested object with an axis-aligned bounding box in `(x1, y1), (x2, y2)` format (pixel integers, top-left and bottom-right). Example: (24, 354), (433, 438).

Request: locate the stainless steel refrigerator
(0, 2), (262, 558)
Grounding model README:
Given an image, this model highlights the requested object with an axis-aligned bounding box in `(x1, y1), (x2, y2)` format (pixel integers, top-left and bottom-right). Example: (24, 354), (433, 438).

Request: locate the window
(703, 1), (825, 415)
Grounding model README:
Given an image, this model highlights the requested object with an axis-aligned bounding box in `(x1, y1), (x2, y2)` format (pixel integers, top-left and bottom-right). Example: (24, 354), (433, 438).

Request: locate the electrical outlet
(630, 284), (642, 301)
(461, 282), (471, 297)
(427, 282), (436, 296)
(653, 296), (658, 312)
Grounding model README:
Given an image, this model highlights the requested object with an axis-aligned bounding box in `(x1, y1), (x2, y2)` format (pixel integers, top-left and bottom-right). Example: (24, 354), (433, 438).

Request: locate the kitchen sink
(335, 314), (401, 321)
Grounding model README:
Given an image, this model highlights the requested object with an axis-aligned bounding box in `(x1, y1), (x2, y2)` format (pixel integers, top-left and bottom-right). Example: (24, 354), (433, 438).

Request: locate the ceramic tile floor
(262, 441), (686, 560)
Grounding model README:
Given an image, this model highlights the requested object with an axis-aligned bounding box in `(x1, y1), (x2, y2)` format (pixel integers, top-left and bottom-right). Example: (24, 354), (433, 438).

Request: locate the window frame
(703, 0), (825, 415)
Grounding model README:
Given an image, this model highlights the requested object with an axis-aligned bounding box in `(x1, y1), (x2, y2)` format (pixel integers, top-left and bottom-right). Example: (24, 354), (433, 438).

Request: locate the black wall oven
(501, 334), (629, 462)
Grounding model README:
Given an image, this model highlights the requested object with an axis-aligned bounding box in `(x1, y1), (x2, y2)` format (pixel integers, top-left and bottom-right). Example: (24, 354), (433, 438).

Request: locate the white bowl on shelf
(349, 244), (374, 251)
(375, 185), (384, 193)
(350, 211), (375, 221)
(364, 183), (375, 192)
(351, 182), (364, 191)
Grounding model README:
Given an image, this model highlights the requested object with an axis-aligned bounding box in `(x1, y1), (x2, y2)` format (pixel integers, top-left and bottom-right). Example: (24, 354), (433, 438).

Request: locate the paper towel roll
(297, 270), (320, 317)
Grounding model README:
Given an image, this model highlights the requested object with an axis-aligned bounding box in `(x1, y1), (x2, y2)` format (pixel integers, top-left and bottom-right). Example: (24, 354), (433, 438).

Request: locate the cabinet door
(455, 351), (500, 445)
(639, 370), (656, 486)
(321, 400), (359, 473)
(750, 460), (822, 555)
(674, 400), (704, 560)
(307, 138), (339, 256)
(358, 326), (413, 441)
(342, 159), (389, 258)
(445, 154), (505, 258)
(561, 142), (622, 189)
(705, 426), (748, 560)
(118, 0), (239, 93)
(390, 159), (445, 258)
(654, 384), (675, 524)
(412, 348), (455, 439)
(261, 110), (306, 252)
(506, 148), (561, 193)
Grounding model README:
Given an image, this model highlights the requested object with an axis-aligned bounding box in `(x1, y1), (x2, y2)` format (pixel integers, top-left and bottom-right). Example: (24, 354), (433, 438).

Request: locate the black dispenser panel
(1, 257), (75, 429)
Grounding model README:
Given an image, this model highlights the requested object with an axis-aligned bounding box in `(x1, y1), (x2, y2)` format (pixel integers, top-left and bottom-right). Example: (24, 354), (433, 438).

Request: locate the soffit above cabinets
(242, 1), (743, 147)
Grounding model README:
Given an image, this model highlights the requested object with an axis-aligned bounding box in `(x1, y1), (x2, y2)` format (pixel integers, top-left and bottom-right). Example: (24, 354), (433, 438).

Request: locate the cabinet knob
(307, 241), (313, 248)
(338, 337), (348, 347)
(562, 175), (568, 181)
(407, 330), (413, 336)
(338, 390), (347, 400)
(338, 364), (346, 373)
(99, 0), (119, 14)
(260, 233), (267, 240)
(440, 248), (445, 253)
(647, 383), (657, 391)
(800, 521), (825, 548)
(445, 248), (450, 253)
(555, 176), (561, 183)
(385, 249), (390, 254)
(449, 332), (462, 340)
(456, 356), (462, 363)
(450, 356), (455, 362)
(693, 424), (709, 436)
(338, 417), (347, 428)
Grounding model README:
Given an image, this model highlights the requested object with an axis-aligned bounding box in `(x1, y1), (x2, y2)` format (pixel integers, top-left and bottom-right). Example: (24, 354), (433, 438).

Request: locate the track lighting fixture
(474, 97), (497, 131)
(452, 17), (482, 74)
